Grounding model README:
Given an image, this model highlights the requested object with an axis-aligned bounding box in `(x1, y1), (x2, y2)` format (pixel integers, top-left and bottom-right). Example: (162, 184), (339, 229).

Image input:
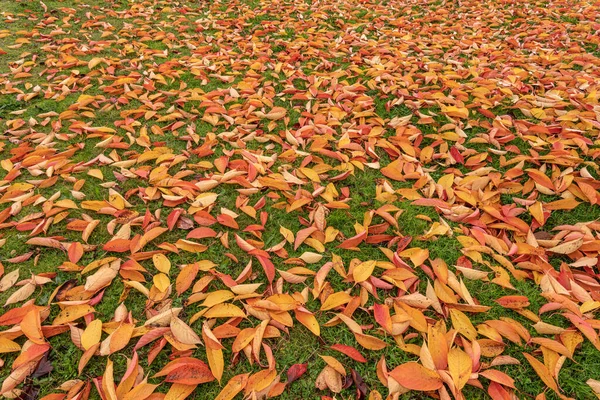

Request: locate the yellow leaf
(530, 108), (547, 119)
(165, 383), (197, 400)
(87, 169), (104, 180)
(53, 305), (95, 325)
(448, 348), (472, 390)
(0, 159), (13, 171)
(204, 303), (246, 319)
(449, 309), (477, 341)
(353, 260), (376, 283)
(320, 292), (352, 311)
(299, 167), (321, 182)
(102, 359), (118, 400)
(442, 105), (469, 119)
(201, 290), (235, 308)
(88, 57), (104, 69)
(215, 374), (248, 400)
(280, 226), (294, 243)
(81, 319), (103, 350)
(175, 239), (208, 253)
(153, 273), (170, 292)
(320, 355), (346, 376)
(153, 253), (171, 274)
(0, 337), (21, 353)
(203, 335), (224, 382)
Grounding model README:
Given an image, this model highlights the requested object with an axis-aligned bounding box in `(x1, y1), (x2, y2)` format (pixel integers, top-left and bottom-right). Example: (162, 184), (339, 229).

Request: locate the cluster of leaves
(1, 0), (600, 399)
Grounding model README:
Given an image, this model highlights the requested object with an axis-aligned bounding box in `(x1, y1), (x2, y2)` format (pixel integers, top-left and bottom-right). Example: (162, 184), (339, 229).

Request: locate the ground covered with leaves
(1, 0), (600, 399)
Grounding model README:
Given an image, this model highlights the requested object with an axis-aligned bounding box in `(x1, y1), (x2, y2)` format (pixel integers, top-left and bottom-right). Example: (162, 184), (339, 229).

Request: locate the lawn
(1, 0), (600, 399)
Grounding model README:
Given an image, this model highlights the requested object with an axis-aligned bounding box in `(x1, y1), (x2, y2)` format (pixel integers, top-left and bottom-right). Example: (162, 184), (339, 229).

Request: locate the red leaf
(286, 363), (307, 385)
(167, 209), (183, 231)
(336, 231), (367, 249)
(330, 344), (367, 363)
(450, 146), (464, 164)
(256, 255), (275, 283)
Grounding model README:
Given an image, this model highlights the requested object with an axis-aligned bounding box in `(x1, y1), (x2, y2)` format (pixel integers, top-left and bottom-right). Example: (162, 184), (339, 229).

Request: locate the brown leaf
(315, 365), (342, 393)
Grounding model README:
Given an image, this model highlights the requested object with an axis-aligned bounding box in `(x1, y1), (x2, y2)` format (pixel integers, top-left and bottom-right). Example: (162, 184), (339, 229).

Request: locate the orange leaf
(103, 238), (131, 252)
(495, 295), (530, 309)
(381, 159), (404, 181)
(154, 357), (215, 385)
(389, 362), (443, 391)
(21, 308), (45, 344)
(522, 353), (559, 394)
(68, 242), (84, 263)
